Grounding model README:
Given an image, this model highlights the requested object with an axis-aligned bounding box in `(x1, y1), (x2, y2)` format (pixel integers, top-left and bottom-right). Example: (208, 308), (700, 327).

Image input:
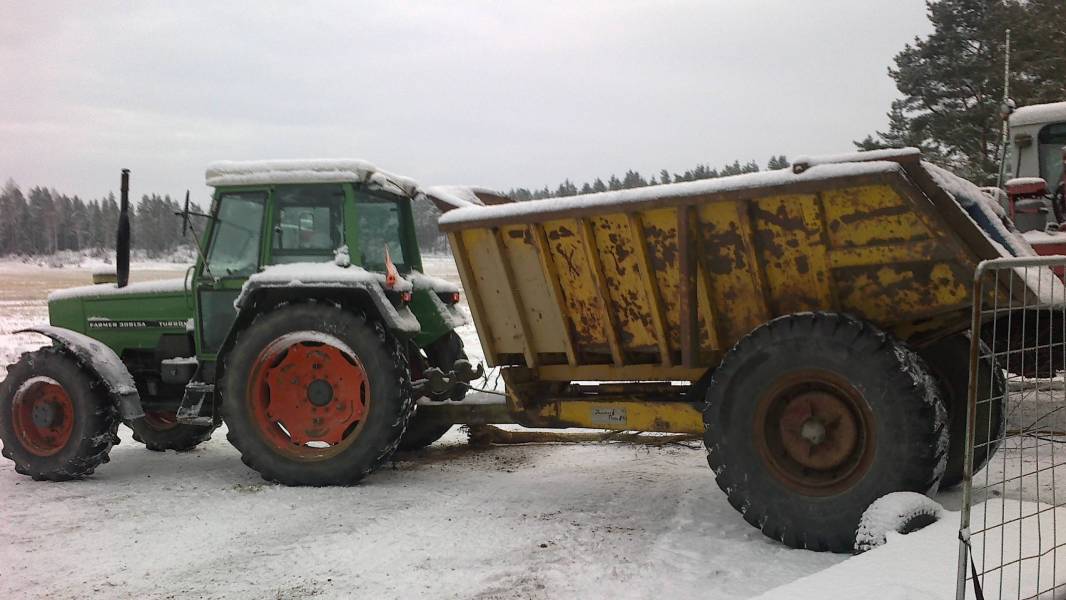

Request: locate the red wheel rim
(247, 332), (370, 461)
(143, 411), (180, 431)
(753, 370), (876, 496)
(11, 377), (75, 457)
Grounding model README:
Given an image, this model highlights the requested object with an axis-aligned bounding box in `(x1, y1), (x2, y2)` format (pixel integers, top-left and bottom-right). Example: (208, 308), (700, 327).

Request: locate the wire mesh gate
(957, 256), (1066, 600)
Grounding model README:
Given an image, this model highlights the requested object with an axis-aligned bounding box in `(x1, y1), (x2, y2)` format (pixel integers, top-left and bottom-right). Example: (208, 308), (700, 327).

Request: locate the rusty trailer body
(440, 149), (1034, 434)
(436, 148), (1064, 553)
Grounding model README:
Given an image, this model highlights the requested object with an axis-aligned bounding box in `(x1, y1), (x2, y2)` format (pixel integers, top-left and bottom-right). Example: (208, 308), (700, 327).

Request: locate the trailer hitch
(411, 359), (485, 398)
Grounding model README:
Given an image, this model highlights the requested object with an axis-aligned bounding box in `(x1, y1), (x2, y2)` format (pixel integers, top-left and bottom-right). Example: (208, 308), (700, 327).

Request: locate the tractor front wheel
(221, 304), (414, 486)
(703, 312), (948, 553)
(0, 347), (119, 480)
(127, 409), (216, 452)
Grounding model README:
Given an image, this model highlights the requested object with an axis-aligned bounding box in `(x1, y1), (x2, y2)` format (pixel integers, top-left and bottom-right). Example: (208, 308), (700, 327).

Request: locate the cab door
(193, 189), (269, 357)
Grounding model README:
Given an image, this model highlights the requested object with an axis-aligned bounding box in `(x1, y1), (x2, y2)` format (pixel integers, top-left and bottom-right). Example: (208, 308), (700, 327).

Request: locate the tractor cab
(191, 165), (437, 358)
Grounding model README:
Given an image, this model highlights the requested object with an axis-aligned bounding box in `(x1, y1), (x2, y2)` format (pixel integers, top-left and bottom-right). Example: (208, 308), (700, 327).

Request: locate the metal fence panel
(958, 256), (1066, 600)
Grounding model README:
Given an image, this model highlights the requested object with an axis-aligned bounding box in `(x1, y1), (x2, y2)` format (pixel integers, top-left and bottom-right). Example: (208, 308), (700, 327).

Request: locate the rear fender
(15, 326), (144, 420)
(233, 281), (421, 335)
(214, 283), (421, 381)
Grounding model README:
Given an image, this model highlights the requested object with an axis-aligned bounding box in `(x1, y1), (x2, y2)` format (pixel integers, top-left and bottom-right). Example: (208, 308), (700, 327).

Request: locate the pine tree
(855, 0), (1064, 183)
(767, 155), (791, 170)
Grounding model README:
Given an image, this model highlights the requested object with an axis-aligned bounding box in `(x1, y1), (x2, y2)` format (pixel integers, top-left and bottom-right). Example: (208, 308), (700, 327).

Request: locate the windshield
(355, 195), (406, 271)
(205, 192), (265, 277)
(1038, 122), (1066, 187)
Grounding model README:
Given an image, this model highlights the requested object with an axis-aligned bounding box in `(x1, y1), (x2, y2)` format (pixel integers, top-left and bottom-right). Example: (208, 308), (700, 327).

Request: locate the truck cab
(1008, 101), (1066, 189)
(1005, 101), (1066, 249)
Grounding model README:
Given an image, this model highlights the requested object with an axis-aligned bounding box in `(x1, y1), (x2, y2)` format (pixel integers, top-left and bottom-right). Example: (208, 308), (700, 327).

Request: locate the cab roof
(205, 158), (420, 197)
(1009, 101), (1066, 128)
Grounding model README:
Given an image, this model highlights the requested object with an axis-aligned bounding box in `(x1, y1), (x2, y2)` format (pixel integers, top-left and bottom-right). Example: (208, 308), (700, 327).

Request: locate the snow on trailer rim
(438, 160), (905, 227)
(204, 158), (421, 196)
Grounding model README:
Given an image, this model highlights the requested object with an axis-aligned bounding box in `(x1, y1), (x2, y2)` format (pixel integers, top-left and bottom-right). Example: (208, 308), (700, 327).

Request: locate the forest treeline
(2, 156), (790, 257)
(412, 156), (791, 252)
(0, 180), (188, 257)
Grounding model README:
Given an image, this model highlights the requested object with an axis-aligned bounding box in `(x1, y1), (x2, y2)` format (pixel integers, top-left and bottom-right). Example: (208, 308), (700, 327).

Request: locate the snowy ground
(0, 255), (1060, 599)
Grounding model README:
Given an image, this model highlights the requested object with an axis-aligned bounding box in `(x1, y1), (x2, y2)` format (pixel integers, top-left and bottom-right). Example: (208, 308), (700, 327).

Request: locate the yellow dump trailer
(433, 148), (1062, 553)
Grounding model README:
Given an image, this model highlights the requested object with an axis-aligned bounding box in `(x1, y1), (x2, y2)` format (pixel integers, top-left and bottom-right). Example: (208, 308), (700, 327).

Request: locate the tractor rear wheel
(703, 312), (947, 553)
(127, 410), (216, 452)
(918, 333), (1005, 488)
(221, 303), (414, 486)
(398, 331), (467, 451)
(0, 347), (119, 480)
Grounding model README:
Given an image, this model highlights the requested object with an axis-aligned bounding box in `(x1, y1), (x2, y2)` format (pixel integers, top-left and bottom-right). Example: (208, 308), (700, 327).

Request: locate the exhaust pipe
(116, 169), (131, 288)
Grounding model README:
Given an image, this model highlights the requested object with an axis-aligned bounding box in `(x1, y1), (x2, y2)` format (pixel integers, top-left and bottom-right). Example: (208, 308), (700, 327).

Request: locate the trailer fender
(15, 326), (144, 420)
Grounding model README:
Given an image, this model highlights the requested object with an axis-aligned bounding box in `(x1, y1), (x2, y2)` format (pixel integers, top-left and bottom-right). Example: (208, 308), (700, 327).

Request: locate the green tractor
(0, 160), (480, 485)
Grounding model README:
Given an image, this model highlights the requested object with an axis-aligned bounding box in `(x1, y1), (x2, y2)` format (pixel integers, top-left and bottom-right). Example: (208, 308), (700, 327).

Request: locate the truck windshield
(205, 192), (265, 277)
(1039, 122), (1066, 187)
(355, 195), (406, 271)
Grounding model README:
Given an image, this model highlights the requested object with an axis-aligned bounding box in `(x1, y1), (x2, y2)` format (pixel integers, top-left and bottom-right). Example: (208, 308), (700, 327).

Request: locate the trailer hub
(755, 372), (875, 496)
(799, 418), (827, 446)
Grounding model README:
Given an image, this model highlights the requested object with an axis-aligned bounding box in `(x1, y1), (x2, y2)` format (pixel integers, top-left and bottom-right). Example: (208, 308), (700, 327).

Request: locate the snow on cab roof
(205, 158), (420, 196)
(1009, 101), (1066, 128)
(438, 159), (903, 227)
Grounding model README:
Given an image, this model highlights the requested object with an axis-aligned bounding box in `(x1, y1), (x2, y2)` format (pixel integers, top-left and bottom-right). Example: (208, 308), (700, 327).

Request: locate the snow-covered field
(0, 255), (1060, 599)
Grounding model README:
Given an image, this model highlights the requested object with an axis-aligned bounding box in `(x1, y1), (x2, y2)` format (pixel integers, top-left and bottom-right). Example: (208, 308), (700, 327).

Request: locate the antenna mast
(995, 29), (1013, 189)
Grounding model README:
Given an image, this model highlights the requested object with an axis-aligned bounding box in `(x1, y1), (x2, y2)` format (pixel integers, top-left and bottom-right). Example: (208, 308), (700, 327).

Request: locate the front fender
(15, 326), (144, 420)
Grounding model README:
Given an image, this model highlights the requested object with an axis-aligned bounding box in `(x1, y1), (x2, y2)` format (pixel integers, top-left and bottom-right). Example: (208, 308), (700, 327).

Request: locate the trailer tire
(128, 412), (215, 452)
(221, 303), (414, 486)
(703, 312), (947, 553)
(918, 333), (1005, 488)
(0, 347), (119, 481)
(399, 332), (466, 451)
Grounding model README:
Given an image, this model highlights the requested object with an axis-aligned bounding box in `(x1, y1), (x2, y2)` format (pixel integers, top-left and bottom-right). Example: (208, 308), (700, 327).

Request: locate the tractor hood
(46, 277), (194, 340)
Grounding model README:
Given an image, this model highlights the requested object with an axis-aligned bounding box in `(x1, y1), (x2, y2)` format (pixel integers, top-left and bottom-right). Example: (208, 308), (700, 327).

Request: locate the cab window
(271, 185), (345, 263)
(1038, 123), (1066, 187)
(204, 192), (265, 277)
(355, 194), (407, 271)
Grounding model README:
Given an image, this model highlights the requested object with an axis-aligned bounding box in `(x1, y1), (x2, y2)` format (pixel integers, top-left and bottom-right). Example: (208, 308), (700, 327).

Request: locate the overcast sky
(1, 1), (932, 202)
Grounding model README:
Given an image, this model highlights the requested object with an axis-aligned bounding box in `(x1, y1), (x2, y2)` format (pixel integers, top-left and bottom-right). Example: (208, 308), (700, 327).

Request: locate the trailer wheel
(399, 331), (467, 451)
(0, 347), (119, 481)
(221, 303), (414, 486)
(127, 411), (216, 452)
(704, 312), (947, 553)
(918, 333), (1005, 488)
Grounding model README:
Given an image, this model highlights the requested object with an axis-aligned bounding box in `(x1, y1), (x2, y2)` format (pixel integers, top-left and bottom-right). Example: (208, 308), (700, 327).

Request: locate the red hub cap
(754, 371), (876, 496)
(11, 378), (75, 457)
(248, 333), (370, 460)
